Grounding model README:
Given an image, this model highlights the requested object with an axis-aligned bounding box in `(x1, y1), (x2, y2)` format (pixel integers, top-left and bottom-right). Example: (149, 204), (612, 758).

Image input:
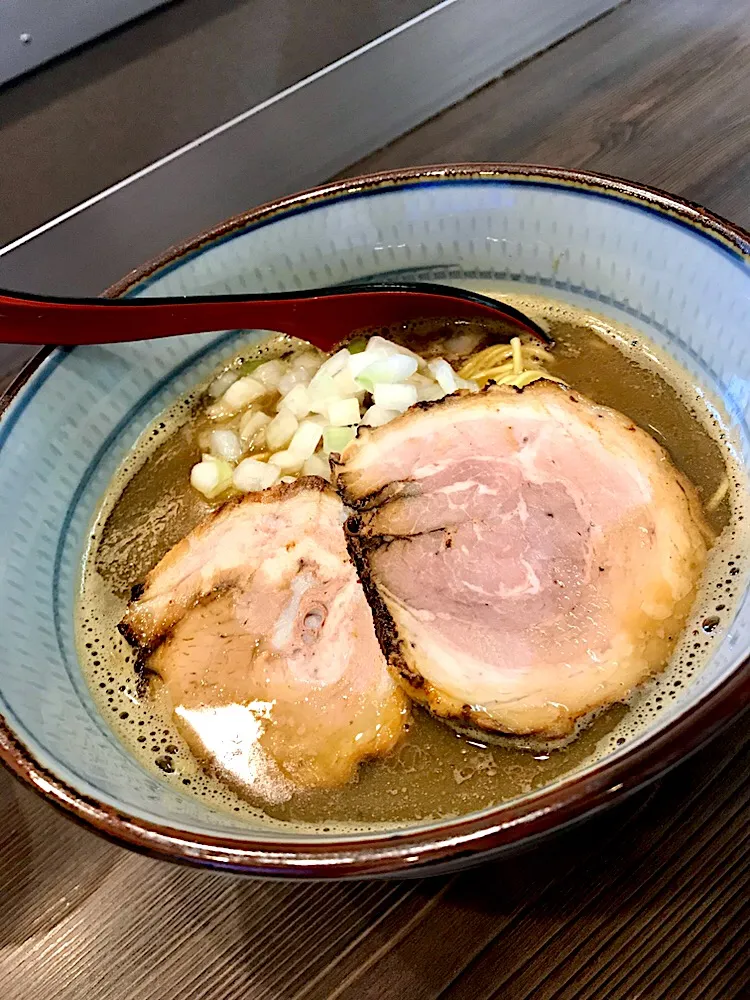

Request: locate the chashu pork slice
(120, 478), (409, 802)
(333, 381), (710, 738)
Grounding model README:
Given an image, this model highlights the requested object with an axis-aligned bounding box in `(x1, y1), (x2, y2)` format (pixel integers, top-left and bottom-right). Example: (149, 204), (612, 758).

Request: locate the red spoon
(0, 282), (551, 351)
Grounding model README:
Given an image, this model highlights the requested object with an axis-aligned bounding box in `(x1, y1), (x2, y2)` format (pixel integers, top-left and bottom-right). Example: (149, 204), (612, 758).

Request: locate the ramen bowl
(1, 164), (748, 878)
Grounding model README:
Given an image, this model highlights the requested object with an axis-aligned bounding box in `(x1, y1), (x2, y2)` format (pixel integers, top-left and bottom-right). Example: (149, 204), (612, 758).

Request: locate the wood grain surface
(1, 0), (749, 997)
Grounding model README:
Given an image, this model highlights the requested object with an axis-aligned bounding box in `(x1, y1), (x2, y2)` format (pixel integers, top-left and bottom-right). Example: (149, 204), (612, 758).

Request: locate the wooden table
(0, 0), (748, 996)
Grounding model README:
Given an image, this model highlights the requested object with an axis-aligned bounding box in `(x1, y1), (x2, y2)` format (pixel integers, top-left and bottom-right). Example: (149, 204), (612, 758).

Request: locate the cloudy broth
(76, 291), (747, 832)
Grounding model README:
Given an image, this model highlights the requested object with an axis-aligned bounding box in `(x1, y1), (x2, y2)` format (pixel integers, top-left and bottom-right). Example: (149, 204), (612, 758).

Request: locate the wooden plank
(344, 0), (750, 227)
(306, 726), (748, 1000)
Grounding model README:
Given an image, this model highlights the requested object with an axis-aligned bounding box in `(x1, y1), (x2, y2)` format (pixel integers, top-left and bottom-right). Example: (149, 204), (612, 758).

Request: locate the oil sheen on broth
(76, 291), (747, 832)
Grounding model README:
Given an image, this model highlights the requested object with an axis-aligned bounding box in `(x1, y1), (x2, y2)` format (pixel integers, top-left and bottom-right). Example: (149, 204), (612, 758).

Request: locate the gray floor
(0, 0), (434, 245)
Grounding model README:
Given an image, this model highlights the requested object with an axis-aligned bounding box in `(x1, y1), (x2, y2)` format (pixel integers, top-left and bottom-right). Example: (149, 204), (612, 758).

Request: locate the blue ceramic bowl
(1, 164), (749, 877)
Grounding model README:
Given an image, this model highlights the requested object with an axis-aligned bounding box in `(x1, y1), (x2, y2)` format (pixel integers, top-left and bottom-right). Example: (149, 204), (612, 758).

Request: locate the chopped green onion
(323, 426), (356, 454)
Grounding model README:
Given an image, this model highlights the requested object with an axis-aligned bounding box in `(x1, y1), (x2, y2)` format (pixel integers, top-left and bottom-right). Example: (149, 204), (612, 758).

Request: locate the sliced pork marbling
(334, 381), (710, 738)
(120, 479), (409, 801)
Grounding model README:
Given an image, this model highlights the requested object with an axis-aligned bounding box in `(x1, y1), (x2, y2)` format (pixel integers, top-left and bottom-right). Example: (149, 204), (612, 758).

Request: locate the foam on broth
(76, 291), (749, 832)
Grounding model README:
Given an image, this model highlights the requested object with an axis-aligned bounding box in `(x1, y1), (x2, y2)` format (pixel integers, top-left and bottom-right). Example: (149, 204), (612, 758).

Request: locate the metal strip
(1, 1), (173, 86)
(0, 0), (618, 297)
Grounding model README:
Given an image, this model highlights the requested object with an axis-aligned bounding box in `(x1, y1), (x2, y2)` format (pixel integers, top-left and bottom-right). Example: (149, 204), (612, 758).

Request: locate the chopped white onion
(428, 358), (458, 394)
(348, 348), (389, 379)
(365, 335), (421, 361)
(307, 373), (339, 414)
(426, 359), (478, 394)
(355, 353), (418, 388)
(332, 368), (365, 398)
(208, 370), (240, 398)
(253, 359), (287, 389)
(221, 375), (266, 411)
(190, 460), (218, 495)
(327, 397), (361, 427)
(239, 410), (271, 446)
(365, 335), (392, 354)
(232, 457), (280, 492)
(282, 383), (312, 419)
(302, 452), (331, 481)
(288, 419), (324, 459)
(208, 428), (243, 463)
(315, 348), (351, 380)
(361, 405), (401, 427)
(323, 425), (355, 454)
(278, 369), (309, 396)
(365, 337), (426, 368)
(291, 352), (324, 378)
(415, 382), (446, 403)
(197, 337), (483, 496)
(372, 382), (417, 412)
(265, 408), (298, 451)
(268, 449), (305, 473)
(190, 457), (233, 499)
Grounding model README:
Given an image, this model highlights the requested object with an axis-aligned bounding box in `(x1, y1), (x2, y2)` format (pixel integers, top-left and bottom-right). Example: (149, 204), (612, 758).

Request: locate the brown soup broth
(76, 293), (747, 832)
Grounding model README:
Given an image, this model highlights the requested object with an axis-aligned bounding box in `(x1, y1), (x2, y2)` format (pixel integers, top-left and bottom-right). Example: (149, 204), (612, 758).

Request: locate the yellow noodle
(462, 337), (563, 390)
(459, 345), (512, 378)
(495, 369), (566, 388)
(474, 361), (516, 381)
(512, 337), (523, 375)
(461, 342), (557, 379)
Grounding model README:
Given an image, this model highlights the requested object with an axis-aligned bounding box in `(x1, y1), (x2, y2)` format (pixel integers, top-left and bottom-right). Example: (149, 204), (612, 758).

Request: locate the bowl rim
(1, 161), (749, 877)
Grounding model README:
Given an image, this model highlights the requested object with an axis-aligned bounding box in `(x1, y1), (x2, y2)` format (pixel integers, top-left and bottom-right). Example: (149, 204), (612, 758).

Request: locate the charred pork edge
(117, 476), (335, 665)
(343, 517), (426, 690)
(344, 520), (498, 732)
(333, 379), (714, 738)
(332, 382), (567, 724)
(344, 513), (634, 738)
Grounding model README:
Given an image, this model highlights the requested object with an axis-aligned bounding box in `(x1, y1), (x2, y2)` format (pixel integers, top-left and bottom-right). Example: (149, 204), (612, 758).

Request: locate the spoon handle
(0, 283), (550, 348)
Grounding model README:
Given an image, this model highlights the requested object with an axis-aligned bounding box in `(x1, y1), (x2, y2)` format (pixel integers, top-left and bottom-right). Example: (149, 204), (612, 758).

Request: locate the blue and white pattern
(1, 174), (748, 840)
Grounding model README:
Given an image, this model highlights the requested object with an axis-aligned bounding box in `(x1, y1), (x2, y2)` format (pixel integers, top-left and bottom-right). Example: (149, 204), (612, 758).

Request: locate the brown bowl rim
(1, 162), (748, 877)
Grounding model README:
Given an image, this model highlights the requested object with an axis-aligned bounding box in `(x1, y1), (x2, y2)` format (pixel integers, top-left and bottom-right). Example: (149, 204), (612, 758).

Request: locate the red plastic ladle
(0, 282), (551, 351)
